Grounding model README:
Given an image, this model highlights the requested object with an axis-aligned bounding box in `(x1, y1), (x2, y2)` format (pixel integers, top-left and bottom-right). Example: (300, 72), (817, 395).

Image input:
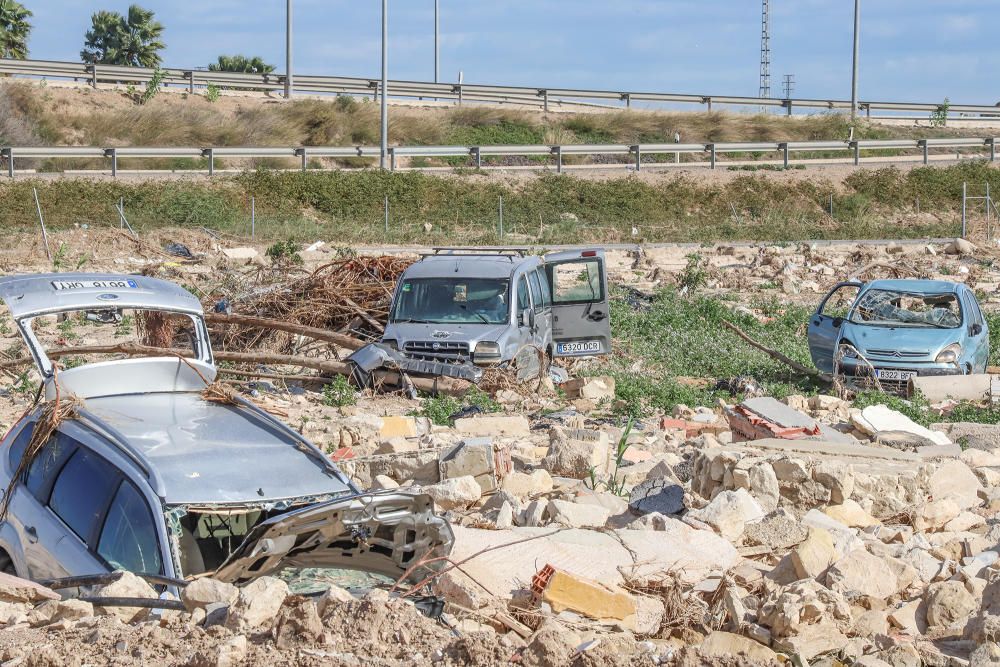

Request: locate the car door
(544, 249), (611, 357)
(808, 282), (862, 373)
(963, 290), (990, 372)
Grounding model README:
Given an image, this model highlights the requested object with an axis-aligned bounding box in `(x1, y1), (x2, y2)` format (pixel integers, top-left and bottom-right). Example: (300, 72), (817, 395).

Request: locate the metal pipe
(434, 0), (440, 84)
(851, 0), (860, 119)
(380, 0), (389, 170)
(285, 0), (293, 99)
(33, 187), (52, 261)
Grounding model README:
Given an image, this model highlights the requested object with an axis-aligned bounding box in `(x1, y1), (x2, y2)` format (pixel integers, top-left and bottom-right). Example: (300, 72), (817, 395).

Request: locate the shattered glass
(850, 290), (962, 328)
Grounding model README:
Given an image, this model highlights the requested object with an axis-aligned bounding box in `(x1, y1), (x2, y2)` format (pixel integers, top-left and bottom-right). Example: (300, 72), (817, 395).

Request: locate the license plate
(558, 340), (601, 355)
(51, 279), (138, 291)
(875, 369), (916, 381)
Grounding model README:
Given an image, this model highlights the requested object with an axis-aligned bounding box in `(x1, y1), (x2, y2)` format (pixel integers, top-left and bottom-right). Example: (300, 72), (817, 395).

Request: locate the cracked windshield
(850, 290), (962, 328)
(390, 278), (509, 324)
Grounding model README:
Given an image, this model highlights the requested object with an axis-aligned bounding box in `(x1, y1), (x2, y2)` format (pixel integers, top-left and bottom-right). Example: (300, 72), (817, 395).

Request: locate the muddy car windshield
(849, 289), (962, 329)
(390, 278), (510, 325)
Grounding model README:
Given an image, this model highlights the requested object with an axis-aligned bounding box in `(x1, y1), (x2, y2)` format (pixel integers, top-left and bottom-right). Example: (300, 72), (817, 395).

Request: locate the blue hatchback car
(807, 279), (989, 394)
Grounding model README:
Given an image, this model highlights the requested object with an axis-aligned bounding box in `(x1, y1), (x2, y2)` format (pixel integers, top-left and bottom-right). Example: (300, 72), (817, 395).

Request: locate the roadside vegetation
(604, 287), (1000, 425)
(0, 162), (997, 243)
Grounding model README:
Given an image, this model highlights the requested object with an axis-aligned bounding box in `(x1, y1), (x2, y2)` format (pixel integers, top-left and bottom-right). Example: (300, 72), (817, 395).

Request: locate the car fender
(0, 522), (28, 578)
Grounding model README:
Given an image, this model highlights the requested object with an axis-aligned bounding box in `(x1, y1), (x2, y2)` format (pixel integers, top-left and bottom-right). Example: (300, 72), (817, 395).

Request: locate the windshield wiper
(393, 318), (430, 324)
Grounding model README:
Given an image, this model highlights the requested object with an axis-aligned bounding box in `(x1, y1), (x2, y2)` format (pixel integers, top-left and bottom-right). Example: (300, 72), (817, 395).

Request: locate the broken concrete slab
(545, 499), (611, 528)
(438, 438), (511, 494)
(852, 405), (951, 446)
(926, 459), (984, 510)
(455, 414), (530, 437)
(532, 565), (635, 621)
(699, 631), (779, 664)
(627, 477), (685, 516)
(687, 488), (764, 541)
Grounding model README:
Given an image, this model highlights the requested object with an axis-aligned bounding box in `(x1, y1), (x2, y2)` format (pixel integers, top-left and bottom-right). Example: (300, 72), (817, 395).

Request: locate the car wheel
(0, 551), (17, 576)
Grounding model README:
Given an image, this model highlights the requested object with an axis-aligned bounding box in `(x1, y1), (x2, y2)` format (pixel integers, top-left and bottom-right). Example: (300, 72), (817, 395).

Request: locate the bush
(322, 375), (356, 407)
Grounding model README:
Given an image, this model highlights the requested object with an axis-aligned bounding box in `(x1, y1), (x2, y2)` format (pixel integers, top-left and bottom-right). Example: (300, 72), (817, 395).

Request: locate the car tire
(0, 550), (16, 577)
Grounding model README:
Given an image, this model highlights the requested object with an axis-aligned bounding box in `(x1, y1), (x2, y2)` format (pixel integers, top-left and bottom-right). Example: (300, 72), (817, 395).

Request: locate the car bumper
(839, 360), (963, 395)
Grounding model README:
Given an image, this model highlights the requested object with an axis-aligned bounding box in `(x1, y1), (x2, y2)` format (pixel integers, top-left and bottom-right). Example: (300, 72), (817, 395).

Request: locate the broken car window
(390, 278), (510, 325)
(49, 447), (120, 543)
(550, 261), (603, 304)
(820, 285), (860, 319)
(850, 290), (962, 328)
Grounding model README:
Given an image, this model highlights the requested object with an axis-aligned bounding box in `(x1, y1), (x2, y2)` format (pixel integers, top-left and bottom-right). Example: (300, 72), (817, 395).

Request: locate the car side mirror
(971, 323), (983, 336)
(832, 317), (844, 328)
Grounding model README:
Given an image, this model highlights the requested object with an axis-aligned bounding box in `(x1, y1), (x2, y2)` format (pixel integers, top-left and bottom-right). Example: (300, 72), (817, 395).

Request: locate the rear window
(98, 480), (162, 574)
(549, 260), (604, 304)
(26, 434), (78, 503)
(6, 422), (33, 475)
(49, 448), (120, 544)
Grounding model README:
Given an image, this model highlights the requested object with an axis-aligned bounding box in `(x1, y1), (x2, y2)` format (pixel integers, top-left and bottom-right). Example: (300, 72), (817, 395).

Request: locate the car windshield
(848, 289), (962, 329)
(390, 278), (510, 325)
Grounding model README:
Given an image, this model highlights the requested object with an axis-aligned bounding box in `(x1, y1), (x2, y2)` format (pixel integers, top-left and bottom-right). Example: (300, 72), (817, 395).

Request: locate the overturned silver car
(0, 273), (453, 586)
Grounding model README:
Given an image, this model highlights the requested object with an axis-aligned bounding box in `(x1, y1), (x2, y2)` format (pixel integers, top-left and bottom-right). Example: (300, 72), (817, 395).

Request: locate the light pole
(285, 0), (293, 99)
(434, 0), (440, 83)
(380, 0), (389, 169)
(851, 0), (860, 119)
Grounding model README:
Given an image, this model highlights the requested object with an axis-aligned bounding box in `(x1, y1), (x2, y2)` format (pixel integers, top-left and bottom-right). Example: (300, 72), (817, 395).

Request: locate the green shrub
(322, 375), (356, 407)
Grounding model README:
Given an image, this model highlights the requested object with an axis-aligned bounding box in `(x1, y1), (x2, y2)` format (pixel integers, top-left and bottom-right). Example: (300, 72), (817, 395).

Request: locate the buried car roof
(0, 273), (203, 320)
(82, 392), (353, 505)
(864, 279), (964, 295)
(404, 255), (536, 280)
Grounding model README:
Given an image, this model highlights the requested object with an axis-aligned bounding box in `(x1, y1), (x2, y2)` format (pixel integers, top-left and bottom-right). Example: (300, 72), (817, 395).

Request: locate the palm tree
(0, 0), (33, 59)
(209, 55), (275, 75)
(81, 4), (165, 68)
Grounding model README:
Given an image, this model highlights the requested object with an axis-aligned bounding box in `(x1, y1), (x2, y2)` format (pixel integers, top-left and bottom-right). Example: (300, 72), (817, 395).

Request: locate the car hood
(212, 490), (454, 585)
(842, 322), (961, 357)
(385, 322), (509, 345)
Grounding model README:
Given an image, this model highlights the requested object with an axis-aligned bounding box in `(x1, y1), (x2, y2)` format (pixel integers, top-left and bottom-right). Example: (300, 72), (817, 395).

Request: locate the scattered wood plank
(342, 296), (385, 333)
(205, 312), (364, 351)
(722, 320), (834, 384)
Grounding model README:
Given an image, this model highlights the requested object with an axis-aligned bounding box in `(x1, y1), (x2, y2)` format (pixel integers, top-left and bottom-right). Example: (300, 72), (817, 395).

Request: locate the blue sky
(21, 1), (1000, 105)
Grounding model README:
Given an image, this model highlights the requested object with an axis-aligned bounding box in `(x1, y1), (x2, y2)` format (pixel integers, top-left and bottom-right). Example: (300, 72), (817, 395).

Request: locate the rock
(888, 598), (927, 636)
(852, 405), (951, 446)
(772, 458), (809, 483)
(226, 577), (289, 631)
(812, 461), (855, 504)
(375, 436), (418, 455)
(912, 497), (961, 532)
(927, 459), (984, 510)
(221, 247), (259, 260)
(503, 469), (554, 497)
(925, 580), (976, 629)
(744, 508), (809, 550)
(454, 415), (530, 437)
(92, 571), (158, 623)
(371, 474), (400, 490)
(0, 573), (59, 604)
(945, 238), (976, 256)
(316, 584), (354, 616)
(852, 609), (889, 638)
(522, 500), (547, 527)
(189, 635), (248, 667)
(627, 477), (684, 515)
(826, 549), (898, 599)
(273, 596), (323, 648)
(520, 621), (581, 667)
(748, 462), (780, 512)
(545, 499), (610, 528)
(823, 499), (880, 528)
(181, 578), (239, 613)
(561, 376), (616, 402)
(759, 579), (851, 638)
(423, 475), (482, 510)
(542, 428), (610, 479)
(791, 528), (840, 579)
(772, 622), (849, 662)
(688, 488), (765, 541)
(495, 501), (515, 529)
(933, 422), (1000, 451)
(699, 631), (779, 664)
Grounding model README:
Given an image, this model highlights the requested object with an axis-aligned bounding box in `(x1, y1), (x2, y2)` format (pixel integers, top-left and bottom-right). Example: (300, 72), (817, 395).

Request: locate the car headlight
(473, 341), (501, 364)
(382, 339), (398, 351)
(839, 342), (859, 359)
(935, 343), (961, 364)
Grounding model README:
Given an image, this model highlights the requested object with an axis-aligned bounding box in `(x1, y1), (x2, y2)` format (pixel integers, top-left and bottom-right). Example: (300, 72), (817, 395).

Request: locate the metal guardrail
(1, 138), (997, 177)
(2, 57), (1000, 117)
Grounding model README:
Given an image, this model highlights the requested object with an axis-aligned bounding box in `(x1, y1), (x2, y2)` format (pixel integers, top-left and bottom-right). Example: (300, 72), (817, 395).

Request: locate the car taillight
(582, 250), (597, 257)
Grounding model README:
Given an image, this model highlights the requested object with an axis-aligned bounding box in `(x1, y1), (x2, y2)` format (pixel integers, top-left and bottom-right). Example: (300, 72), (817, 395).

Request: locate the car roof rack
(428, 246), (530, 258)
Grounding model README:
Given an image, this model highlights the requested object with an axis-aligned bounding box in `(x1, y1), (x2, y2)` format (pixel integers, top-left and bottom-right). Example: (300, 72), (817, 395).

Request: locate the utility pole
(851, 0), (860, 119)
(759, 0), (771, 105)
(285, 0), (293, 99)
(434, 0), (440, 83)
(782, 74), (794, 99)
(380, 0), (389, 169)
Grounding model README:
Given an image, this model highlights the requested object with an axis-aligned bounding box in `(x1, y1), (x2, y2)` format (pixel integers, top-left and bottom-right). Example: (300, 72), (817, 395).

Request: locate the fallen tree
(722, 320), (834, 385)
(0, 343), (471, 397)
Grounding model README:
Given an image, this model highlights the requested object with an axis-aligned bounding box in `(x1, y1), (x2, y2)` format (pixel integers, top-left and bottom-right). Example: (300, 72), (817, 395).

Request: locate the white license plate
(558, 340), (601, 355)
(51, 279), (138, 291)
(875, 369), (916, 381)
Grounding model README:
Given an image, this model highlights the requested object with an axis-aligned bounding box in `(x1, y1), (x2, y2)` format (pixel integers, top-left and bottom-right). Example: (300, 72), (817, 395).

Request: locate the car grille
(848, 368), (919, 396)
(864, 349), (929, 360)
(403, 341), (470, 361)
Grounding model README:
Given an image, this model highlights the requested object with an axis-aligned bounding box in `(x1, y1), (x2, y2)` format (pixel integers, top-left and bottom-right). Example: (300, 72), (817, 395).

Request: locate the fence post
(389, 147), (396, 171)
(785, 100), (792, 117)
(186, 71), (194, 94)
(621, 93), (630, 109)
(205, 148), (215, 176)
(3, 149), (11, 178)
(384, 195), (389, 235)
(89, 64), (97, 89)
(251, 196), (256, 240)
(554, 146), (562, 174)
(919, 139), (928, 165)
(780, 143), (789, 168)
(704, 97), (712, 112)
(297, 148), (307, 172)
(119, 197), (125, 229)
(498, 196), (504, 239)
(709, 144), (717, 169)
(457, 84), (463, 106)
(473, 147), (482, 170)
(851, 141), (860, 166)
(632, 145), (641, 172)
(33, 188), (52, 262)
(962, 182), (967, 238)
(541, 89), (548, 113)
(107, 148), (117, 178)
(990, 138), (996, 162)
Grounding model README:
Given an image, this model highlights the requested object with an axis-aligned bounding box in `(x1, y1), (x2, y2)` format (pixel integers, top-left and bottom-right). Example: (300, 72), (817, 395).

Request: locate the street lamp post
(285, 0), (293, 99)
(380, 0), (389, 169)
(851, 0), (860, 119)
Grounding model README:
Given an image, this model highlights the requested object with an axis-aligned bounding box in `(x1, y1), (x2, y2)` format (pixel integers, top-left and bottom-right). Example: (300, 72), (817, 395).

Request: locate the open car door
(808, 281), (862, 374)
(544, 249), (611, 358)
(212, 491), (454, 585)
